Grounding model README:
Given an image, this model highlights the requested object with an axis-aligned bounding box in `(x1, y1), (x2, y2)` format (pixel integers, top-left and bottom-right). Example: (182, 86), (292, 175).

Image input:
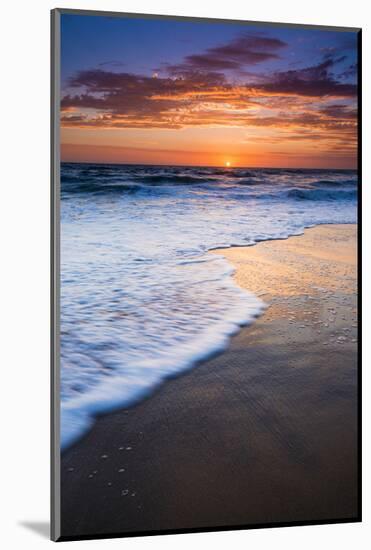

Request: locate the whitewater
(60, 163), (357, 449)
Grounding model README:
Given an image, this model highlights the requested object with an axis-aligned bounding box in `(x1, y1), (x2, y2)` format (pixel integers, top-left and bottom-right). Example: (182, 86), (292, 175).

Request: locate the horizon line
(60, 160), (357, 171)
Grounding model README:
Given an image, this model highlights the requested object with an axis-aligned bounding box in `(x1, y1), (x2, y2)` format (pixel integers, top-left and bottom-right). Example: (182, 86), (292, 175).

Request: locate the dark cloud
(255, 57), (356, 97)
(167, 34), (287, 73)
(61, 69), (234, 128)
(340, 63), (357, 80)
(61, 46), (356, 137)
(319, 104), (357, 119)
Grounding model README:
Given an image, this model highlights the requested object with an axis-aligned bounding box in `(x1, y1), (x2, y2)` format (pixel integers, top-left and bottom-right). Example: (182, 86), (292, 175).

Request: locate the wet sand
(60, 224), (358, 540)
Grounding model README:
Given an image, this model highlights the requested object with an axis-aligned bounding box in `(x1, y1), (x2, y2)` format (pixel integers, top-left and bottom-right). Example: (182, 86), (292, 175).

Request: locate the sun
(225, 161), (231, 167)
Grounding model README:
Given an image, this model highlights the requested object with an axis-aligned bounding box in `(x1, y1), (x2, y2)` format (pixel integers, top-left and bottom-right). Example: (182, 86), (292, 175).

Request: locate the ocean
(60, 163), (357, 449)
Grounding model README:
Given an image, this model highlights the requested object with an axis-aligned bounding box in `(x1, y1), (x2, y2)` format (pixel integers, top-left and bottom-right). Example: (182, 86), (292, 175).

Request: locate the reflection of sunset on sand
(214, 224), (357, 298)
(213, 223), (357, 349)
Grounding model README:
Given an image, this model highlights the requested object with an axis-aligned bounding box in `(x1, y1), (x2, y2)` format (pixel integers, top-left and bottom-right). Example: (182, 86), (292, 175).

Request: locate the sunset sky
(60, 14), (358, 168)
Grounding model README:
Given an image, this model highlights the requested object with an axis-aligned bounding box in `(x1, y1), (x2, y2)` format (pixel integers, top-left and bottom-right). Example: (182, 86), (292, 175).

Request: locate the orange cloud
(60, 43), (357, 168)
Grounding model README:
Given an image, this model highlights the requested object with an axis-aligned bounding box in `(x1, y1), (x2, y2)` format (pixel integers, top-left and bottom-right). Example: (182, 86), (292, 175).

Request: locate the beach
(60, 223), (358, 539)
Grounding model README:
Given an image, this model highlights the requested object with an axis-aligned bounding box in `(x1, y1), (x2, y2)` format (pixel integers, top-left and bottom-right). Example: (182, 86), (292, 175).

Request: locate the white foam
(60, 165), (357, 449)
(60, 263), (265, 449)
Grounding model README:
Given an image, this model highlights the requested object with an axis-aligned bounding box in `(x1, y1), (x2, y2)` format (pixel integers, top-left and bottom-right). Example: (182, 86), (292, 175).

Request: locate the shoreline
(61, 224), (358, 538)
(60, 222), (355, 451)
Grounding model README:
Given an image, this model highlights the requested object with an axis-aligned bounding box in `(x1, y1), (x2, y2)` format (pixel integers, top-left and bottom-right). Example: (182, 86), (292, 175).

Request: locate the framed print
(51, 8), (361, 541)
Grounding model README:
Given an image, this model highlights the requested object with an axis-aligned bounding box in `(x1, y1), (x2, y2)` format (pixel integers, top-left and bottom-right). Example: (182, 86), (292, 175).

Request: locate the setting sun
(60, 16), (358, 169)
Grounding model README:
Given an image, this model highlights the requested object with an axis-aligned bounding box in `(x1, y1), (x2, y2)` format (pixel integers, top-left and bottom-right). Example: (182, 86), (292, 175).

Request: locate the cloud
(318, 103), (357, 119)
(61, 114), (87, 123)
(340, 63), (357, 80)
(61, 69), (237, 129)
(61, 63), (357, 132)
(60, 33), (357, 154)
(254, 57), (356, 98)
(166, 34), (287, 73)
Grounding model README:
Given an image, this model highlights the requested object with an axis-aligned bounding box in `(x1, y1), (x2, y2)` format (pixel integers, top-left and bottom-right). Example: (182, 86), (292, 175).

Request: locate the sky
(60, 14), (358, 168)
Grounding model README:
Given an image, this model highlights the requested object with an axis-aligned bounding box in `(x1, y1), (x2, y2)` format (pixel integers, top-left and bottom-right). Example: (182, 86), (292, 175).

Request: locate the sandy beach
(60, 224), (358, 539)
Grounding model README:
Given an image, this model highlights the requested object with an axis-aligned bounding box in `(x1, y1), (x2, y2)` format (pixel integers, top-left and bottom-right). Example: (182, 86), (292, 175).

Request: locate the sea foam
(60, 163), (357, 449)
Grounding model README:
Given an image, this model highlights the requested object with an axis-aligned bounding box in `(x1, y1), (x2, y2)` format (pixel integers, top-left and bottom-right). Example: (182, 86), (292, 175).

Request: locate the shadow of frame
(19, 521), (49, 539)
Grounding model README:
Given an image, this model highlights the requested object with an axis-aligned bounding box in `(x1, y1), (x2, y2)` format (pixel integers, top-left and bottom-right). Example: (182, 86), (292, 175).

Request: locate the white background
(1, 0), (369, 547)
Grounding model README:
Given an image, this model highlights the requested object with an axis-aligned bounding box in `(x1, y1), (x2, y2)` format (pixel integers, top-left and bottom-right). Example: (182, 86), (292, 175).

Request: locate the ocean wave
(60, 162), (358, 449)
(134, 174), (217, 184)
(310, 179), (357, 187)
(61, 280), (265, 450)
(287, 187), (357, 201)
(61, 181), (145, 195)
